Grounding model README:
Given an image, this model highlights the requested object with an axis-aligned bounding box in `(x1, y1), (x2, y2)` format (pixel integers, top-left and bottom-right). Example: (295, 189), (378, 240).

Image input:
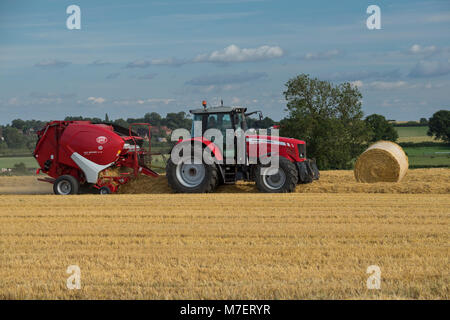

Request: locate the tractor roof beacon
(166, 102), (320, 193)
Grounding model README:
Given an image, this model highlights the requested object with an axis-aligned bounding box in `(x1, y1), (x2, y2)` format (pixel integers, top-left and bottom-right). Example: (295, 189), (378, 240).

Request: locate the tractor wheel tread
(166, 155), (218, 193)
(255, 157), (298, 193)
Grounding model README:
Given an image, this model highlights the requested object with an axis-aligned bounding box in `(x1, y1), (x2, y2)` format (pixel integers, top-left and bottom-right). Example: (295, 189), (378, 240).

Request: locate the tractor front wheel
(53, 175), (80, 195)
(166, 156), (218, 193)
(255, 157), (298, 193)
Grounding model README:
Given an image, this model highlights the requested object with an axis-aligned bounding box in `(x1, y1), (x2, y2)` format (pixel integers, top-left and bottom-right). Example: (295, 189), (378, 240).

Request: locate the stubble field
(0, 169), (449, 299)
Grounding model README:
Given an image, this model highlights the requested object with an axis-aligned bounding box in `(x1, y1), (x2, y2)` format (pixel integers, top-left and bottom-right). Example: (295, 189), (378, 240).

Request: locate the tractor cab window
(206, 114), (218, 130)
(191, 113), (233, 137)
(234, 112), (246, 131)
(207, 113), (232, 135)
(191, 114), (203, 137)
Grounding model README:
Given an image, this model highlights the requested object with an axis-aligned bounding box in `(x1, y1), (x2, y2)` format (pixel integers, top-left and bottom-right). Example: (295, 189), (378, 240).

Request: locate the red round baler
(33, 120), (158, 195)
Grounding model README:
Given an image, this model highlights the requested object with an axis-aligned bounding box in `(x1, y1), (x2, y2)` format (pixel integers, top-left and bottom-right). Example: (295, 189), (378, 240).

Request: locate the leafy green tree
(280, 74), (370, 169)
(144, 112), (162, 126)
(365, 114), (398, 142)
(64, 116), (85, 121)
(113, 118), (129, 129)
(246, 116), (275, 129)
(428, 110), (450, 143)
(3, 127), (26, 149)
(164, 112), (192, 130)
(11, 119), (26, 132)
(419, 118), (428, 125)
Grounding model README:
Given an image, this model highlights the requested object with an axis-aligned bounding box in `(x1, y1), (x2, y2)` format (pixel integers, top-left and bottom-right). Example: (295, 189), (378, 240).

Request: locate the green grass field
(403, 145), (450, 167)
(395, 126), (439, 143)
(0, 157), (38, 169)
(393, 126), (449, 167)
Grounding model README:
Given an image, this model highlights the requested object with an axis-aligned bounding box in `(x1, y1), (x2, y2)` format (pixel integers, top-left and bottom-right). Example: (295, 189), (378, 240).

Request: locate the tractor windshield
(207, 113), (233, 138)
(191, 113), (233, 138)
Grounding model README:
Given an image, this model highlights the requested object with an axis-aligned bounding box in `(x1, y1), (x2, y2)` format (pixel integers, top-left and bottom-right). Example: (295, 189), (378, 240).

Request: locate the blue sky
(1, 0), (449, 124)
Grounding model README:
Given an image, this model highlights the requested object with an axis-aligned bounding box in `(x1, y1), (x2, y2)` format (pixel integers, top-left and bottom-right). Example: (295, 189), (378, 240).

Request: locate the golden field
(0, 169), (449, 299)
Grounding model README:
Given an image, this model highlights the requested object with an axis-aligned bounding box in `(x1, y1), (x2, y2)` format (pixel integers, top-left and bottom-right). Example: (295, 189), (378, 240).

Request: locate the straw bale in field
(354, 141), (408, 183)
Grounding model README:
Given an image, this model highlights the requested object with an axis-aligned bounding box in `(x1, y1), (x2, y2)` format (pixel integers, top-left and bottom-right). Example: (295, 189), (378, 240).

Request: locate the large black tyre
(255, 157), (298, 193)
(311, 160), (320, 180)
(166, 155), (218, 193)
(53, 175), (80, 195)
(298, 161), (314, 184)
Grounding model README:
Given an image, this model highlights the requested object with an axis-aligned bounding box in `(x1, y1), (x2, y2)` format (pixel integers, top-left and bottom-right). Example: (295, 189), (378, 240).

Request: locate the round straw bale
(354, 141), (408, 183)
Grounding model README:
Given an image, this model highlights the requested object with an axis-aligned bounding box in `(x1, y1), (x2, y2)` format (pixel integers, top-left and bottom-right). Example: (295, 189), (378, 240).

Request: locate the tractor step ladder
(224, 165), (236, 184)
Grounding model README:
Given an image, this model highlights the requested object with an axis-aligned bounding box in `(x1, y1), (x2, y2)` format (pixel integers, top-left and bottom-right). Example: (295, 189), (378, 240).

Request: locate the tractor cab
(189, 106), (248, 137)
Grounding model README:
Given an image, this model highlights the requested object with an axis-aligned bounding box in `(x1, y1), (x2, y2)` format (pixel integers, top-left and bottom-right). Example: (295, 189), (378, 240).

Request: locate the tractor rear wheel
(255, 157), (298, 193)
(53, 175), (80, 195)
(166, 155), (218, 193)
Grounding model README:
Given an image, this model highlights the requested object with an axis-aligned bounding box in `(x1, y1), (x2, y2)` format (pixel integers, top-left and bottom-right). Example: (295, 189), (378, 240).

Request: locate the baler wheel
(53, 175), (80, 195)
(255, 157), (298, 193)
(99, 186), (111, 195)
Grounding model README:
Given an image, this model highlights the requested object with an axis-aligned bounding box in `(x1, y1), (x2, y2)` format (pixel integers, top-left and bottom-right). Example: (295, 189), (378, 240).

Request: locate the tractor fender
(258, 152), (296, 165)
(173, 137), (223, 162)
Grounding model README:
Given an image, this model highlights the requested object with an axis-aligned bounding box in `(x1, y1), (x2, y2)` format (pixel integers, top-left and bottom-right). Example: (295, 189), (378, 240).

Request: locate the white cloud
(409, 44), (437, 55)
(126, 58), (185, 68)
(35, 59), (71, 69)
(149, 58), (186, 66)
(304, 49), (341, 60)
(87, 97), (106, 104)
(7, 97), (19, 105)
(126, 60), (151, 68)
(126, 44), (284, 68)
(186, 71), (267, 86)
(423, 13), (450, 23)
(112, 98), (176, 106)
(193, 44), (284, 63)
(409, 60), (450, 77)
(350, 80), (363, 88)
(369, 81), (409, 90)
(138, 73), (157, 80)
(325, 69), (401, 81)
(231, 97), (241, 104)
(90, 59), (111, 66)
(146, 98), (176, 105)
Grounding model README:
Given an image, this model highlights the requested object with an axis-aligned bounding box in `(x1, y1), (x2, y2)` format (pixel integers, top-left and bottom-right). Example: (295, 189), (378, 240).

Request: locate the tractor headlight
(298, 144), (306, 159)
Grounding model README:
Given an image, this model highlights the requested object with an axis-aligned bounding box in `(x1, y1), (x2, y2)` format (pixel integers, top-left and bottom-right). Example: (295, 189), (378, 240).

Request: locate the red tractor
(33, 120), (158, 195)
(166, 104), (319, 193)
